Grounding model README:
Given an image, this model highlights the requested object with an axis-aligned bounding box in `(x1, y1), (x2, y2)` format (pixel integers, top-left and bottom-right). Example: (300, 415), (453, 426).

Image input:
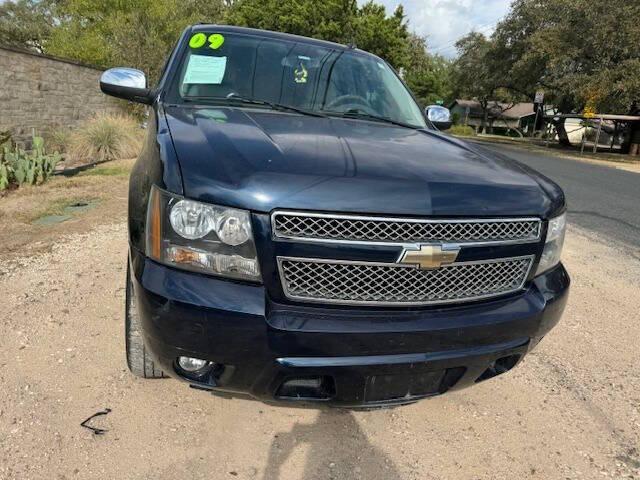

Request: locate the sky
(360, 0), (512, 58)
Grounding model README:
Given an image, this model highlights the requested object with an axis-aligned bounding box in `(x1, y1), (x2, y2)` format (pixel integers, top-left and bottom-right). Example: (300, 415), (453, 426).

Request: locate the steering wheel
(325, 95), (375, 114)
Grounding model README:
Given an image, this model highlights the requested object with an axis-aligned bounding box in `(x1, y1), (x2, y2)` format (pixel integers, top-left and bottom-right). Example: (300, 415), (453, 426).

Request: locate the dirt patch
(0, 209), (638, 478)
(0, 158), (133, 262)
(32, 198), (100, 224)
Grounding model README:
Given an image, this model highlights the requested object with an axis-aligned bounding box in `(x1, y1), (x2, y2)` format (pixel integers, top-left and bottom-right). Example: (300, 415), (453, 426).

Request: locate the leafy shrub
(0, 133), (62, 191)
(449, 125), (476, 137)
(67, 114), (143, 166)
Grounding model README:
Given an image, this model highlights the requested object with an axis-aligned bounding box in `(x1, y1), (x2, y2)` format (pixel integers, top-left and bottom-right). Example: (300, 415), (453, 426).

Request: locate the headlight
(169, 200), (215, 240)
(535, 212), (566, 276)
(216, 210), (251, 246)
(146, 186), (261, 281)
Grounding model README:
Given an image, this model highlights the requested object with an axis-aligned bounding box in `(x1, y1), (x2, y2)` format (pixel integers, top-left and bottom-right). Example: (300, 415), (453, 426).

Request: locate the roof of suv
(190, 24), (373, 57)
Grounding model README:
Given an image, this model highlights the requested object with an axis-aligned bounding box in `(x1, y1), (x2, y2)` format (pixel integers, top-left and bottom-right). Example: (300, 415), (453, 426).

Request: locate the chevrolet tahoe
(100, 25), (570, 408)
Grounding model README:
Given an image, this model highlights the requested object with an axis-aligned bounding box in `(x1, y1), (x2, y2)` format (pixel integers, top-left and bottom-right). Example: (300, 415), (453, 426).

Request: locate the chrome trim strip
(271, 210), (543, 247)
(277, 255), (535, 307)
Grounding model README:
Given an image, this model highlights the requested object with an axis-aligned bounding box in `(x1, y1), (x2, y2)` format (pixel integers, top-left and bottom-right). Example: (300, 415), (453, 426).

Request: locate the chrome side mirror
(100, 68), (153, 105)
(425, 105), (452, 131)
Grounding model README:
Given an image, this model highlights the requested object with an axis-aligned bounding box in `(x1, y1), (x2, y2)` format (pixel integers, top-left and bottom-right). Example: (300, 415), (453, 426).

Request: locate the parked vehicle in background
(101, 25), (569, 408)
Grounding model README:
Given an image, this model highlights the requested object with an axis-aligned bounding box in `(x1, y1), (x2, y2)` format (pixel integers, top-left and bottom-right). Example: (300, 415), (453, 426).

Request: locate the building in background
(449, 99), (553, 136)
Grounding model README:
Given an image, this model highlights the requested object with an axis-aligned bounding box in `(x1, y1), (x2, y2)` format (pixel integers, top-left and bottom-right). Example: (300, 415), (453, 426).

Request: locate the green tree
(0, 0), (56, 52)
(404, 33), (452, 106)
(443, 1), (640, 143)
(451, 32), (521, 133)
(351, 2), (410, 69)
(225, 0), (358, 45)
(226, 0), (412, 69)
(490, 0), (640, 143)
(47, 0), (227, 82)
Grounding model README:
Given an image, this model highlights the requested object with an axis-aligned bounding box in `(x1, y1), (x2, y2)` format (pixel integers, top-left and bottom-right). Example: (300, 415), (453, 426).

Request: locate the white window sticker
(183, 55), (227, 84)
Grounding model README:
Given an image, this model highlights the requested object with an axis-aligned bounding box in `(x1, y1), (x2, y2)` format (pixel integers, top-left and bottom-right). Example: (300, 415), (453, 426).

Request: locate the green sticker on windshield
(189, 33), (207, 49)
(208, 33), (225, 50)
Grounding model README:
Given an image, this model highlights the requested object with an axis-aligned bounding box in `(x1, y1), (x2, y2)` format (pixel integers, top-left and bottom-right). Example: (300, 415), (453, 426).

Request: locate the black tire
(125, 263), (165, 379)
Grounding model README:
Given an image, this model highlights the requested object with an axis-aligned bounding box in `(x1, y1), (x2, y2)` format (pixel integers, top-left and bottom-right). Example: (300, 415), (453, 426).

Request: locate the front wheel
(125, 263), (165, 379)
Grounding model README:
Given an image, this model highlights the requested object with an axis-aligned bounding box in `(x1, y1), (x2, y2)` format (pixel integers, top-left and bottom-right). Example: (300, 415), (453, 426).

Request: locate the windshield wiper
(323, 109), (420, 129)
(183, 95), (327, 118)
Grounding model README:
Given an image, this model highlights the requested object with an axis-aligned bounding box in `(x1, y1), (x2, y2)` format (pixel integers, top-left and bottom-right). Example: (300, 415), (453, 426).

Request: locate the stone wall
(0, 46), (123, 145)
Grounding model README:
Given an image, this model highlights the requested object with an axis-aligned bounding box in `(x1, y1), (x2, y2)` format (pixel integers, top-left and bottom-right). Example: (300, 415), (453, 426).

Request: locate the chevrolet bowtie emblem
(398, 244), (460, 270)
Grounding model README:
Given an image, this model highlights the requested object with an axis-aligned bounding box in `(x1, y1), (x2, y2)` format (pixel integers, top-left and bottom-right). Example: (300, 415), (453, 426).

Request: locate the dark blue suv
(101, 25), (569, 408)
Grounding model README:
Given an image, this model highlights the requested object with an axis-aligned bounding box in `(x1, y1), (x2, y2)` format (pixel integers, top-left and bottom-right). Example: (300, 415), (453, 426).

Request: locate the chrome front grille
(278, 256), (534, 306)
(272, 211), (541, 245)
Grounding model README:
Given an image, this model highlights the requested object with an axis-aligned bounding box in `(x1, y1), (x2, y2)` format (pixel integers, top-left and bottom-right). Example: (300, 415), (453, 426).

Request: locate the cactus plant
(0, 132), (13, 191)
(0, 132), (61, 190)
(0, 162), (9, 190)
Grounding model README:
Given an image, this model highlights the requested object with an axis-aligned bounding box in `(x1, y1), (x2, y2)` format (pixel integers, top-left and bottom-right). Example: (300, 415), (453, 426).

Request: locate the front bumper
(130, 248), (569, 408)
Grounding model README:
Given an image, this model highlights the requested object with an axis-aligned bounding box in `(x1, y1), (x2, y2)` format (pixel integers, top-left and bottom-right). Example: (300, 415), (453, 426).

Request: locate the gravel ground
(1, 219), (639, 479)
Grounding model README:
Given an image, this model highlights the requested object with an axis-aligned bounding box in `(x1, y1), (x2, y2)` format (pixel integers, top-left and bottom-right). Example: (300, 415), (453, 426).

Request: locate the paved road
(474, 142), (640, 249)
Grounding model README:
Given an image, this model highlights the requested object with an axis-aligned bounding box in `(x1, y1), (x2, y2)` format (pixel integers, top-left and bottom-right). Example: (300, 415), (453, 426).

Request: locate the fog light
(178, 356), (210, 373)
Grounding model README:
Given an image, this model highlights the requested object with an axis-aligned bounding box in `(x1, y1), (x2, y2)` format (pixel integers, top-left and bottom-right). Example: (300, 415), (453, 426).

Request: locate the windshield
(169, 31), (427, 128)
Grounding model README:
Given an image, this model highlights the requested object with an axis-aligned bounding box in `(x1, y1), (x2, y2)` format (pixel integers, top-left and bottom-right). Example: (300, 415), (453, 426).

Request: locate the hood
(164, 106), (558, 217)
